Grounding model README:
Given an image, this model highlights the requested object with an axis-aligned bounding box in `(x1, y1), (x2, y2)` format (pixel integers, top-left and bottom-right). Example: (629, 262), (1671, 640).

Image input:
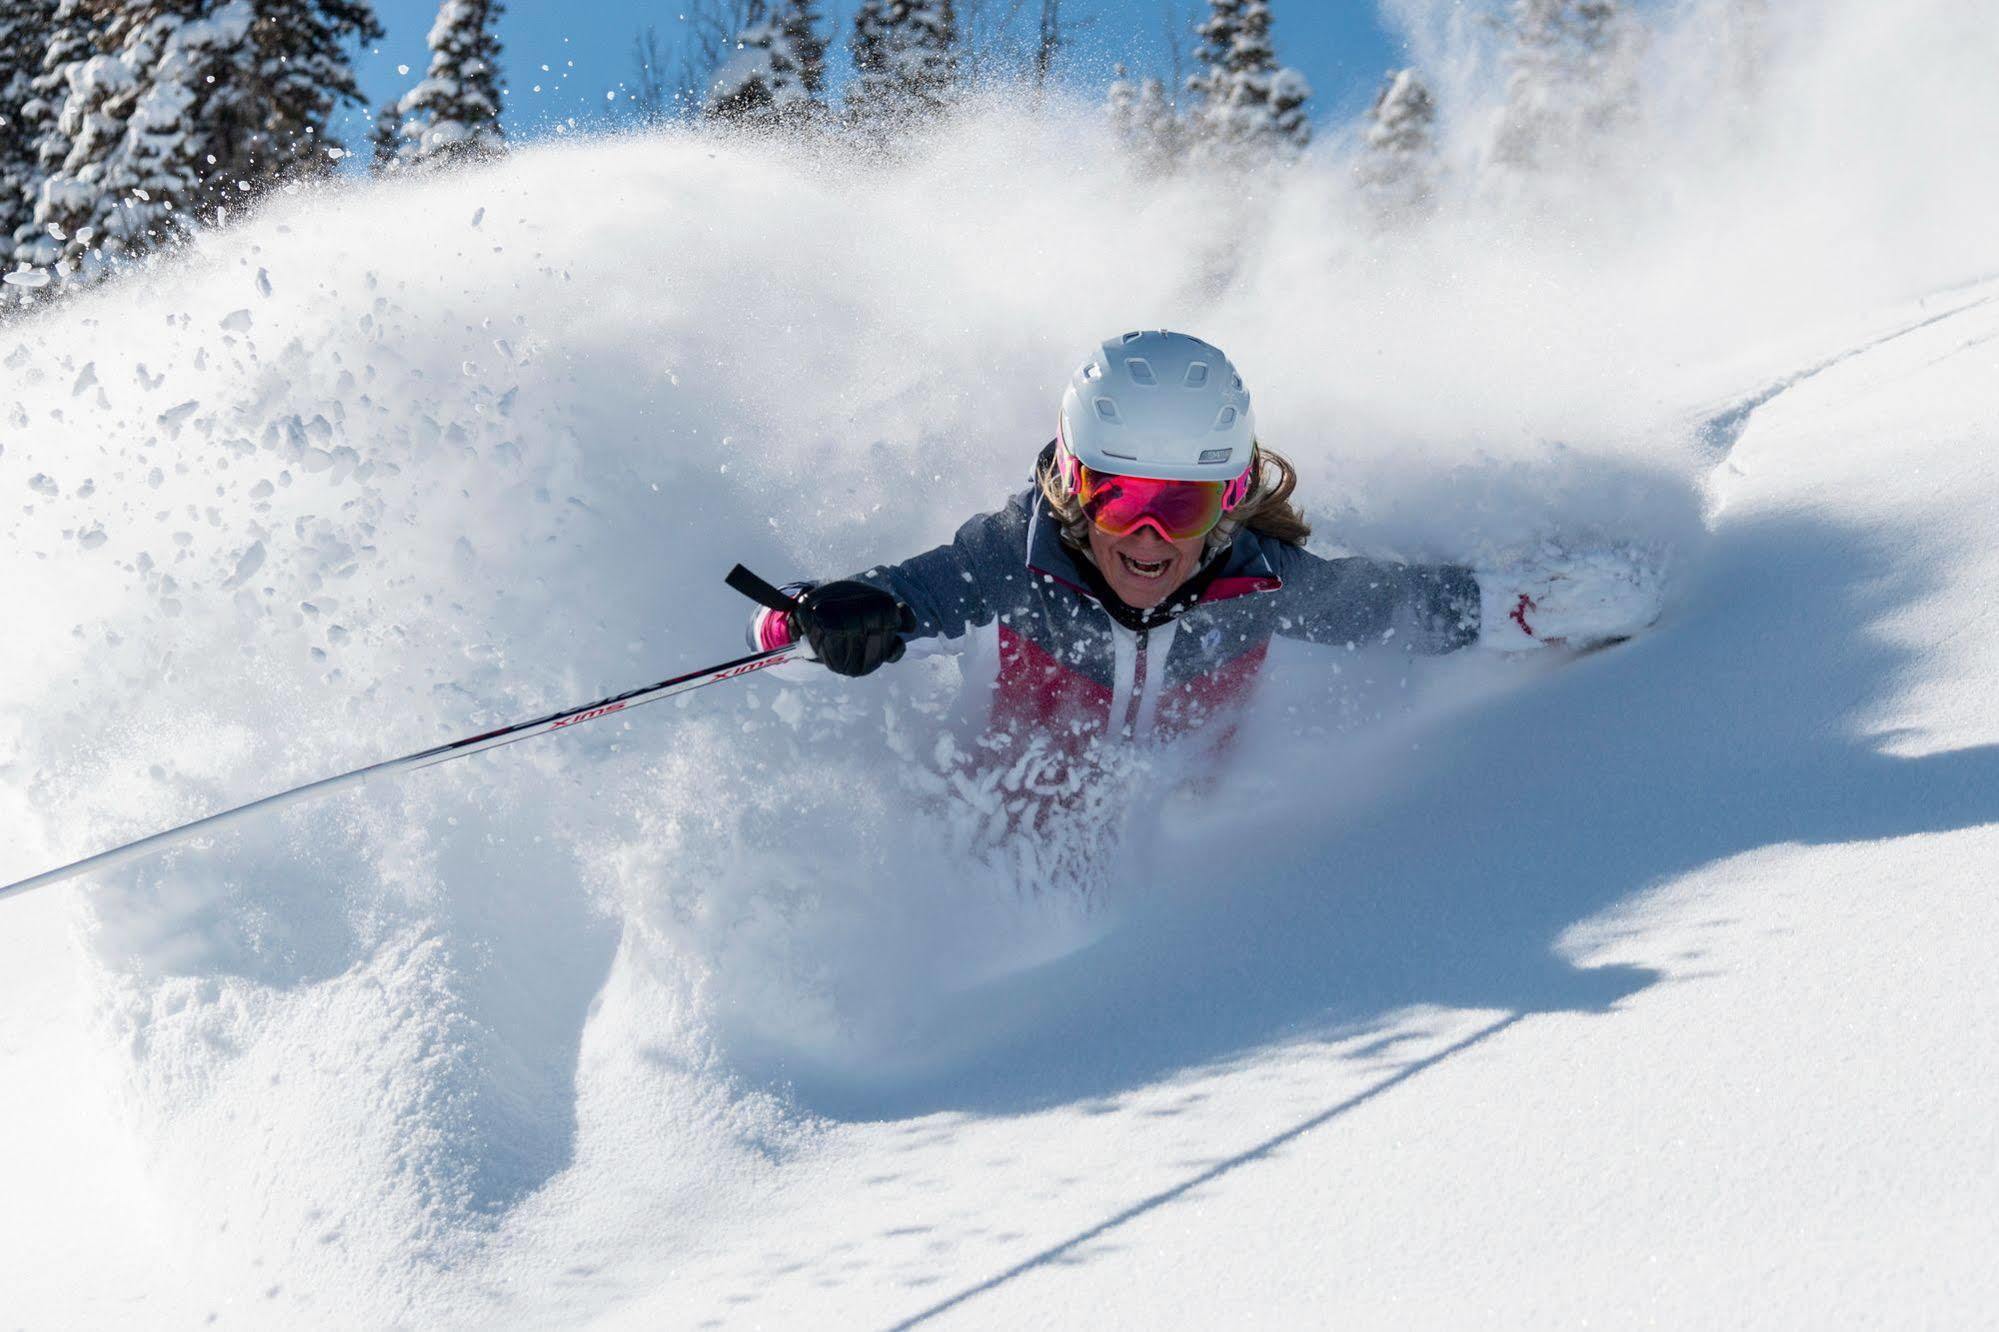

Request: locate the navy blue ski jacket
(764, 450), (1483, 753)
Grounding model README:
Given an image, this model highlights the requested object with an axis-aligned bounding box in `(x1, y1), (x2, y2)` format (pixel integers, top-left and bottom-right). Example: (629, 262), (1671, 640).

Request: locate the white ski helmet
(1057, 330), (1257, 487)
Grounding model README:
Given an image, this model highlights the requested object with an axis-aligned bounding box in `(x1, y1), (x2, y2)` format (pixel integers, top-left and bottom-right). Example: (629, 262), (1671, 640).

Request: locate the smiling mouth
(1118, 552), (1171, 580)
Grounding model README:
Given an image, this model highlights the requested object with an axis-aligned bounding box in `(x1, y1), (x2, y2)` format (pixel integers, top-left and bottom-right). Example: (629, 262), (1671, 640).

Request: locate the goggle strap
(1221, 461), (1253, 511)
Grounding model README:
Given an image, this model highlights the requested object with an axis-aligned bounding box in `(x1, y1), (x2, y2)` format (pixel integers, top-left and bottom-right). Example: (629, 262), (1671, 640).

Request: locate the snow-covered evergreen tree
(0, 0), (56, 258)
(10, 0), (93, 267)
(705, 0), (828, 127)
(392, 0), (504, 167)
(1356, 67), (1439, 223)
(17, 0), (379, 277)
(1132, 77), (1179, 159)
(1497, 0), (1569, 168)
(1107, 64), (1183, 173)
(369, 97), (402, 171)
(1185, 0), (1238, 108)
(1184, 0), (1310, 161)
(1493, 0), (1642, 173)
(31, 2), (261, 275)
(777, 0), (828, 99)
(208, 1), (382, 189)
(1106, 62), (1135, 125)
(846, 0), (958, 130)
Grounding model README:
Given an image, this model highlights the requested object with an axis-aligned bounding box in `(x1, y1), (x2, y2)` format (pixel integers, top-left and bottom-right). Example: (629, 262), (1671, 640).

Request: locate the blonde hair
(1037, 445), (1313, 551)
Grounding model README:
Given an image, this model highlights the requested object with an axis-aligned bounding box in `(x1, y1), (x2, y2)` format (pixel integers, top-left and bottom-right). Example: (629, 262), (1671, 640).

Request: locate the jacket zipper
(1121, 626), (1149, 739)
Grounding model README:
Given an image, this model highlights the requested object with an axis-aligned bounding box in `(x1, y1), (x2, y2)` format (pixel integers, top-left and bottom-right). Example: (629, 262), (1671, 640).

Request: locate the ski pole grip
(726, 564), (803, 614)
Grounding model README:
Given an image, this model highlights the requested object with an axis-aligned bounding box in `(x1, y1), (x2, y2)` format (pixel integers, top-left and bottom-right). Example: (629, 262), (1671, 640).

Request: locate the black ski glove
(794, 580), (916, 678)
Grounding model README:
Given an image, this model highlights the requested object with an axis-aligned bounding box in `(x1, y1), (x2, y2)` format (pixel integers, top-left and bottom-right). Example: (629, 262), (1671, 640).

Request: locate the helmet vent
(1121, 331), (1144, 344)
(1080, 360), (1102, 382)
(1214, 406), (1238, 429)
(1183, 362), (1209, 388)
(1094, 398), (1122, 423)
(1125, 358), (1157, 386)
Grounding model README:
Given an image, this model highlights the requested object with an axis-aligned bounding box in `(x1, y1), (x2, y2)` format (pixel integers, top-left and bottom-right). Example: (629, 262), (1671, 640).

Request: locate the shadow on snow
(784, 504), (1998, 1122)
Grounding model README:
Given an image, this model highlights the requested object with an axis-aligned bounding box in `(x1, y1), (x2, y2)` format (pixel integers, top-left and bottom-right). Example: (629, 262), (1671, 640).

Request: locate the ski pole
(1, 566), (811, 904)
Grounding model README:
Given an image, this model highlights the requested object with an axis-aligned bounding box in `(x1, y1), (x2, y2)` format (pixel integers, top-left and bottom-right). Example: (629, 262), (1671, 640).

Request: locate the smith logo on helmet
(1200, 448), (1234, 463)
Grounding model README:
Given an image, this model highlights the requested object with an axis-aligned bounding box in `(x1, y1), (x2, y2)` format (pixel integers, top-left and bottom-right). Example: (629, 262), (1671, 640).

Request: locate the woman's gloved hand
(1477, 541), (1667, 651)
(793, 580), (917, 677)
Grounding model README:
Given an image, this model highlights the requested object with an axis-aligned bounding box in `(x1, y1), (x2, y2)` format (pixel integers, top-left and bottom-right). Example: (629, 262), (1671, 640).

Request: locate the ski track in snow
(1690, 288), (1999, 459)
(5, 3), (1999, 1322)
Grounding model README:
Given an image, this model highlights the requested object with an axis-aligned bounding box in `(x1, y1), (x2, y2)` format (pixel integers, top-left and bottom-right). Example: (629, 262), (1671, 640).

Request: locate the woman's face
(1086, 522), (1207, 610)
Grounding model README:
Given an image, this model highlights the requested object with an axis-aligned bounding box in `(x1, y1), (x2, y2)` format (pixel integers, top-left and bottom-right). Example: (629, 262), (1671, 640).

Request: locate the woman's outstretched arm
(1266, 544), (1484, 654)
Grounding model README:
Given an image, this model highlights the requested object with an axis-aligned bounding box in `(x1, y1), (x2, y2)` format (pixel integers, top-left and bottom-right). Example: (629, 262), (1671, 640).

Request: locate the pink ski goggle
(1059, 444), (1254, 541)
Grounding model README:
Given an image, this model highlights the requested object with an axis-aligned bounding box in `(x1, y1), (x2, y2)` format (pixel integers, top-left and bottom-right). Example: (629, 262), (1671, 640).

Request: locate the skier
(3, 330), (1668, 901)
(749, 330), (1659, 755)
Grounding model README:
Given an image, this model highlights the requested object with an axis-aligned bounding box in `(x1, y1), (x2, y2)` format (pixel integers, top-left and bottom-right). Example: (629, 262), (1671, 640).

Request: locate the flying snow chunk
(156, 401), (204, 441)
(220, 309), (252, 332)
(3, 268), (50, 289)
(220, 541), (266, 590)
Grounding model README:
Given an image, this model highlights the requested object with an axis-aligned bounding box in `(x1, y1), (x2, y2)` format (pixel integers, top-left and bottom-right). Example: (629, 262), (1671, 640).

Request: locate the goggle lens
(1076, 466), (1228, 541)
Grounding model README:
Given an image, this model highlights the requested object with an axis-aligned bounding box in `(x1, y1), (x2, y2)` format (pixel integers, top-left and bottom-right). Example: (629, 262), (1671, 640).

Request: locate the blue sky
(337, 1), (1408, 150)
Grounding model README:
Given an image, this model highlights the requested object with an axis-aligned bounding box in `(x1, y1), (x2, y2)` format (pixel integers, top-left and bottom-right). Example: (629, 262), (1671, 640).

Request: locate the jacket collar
(1021, 443), (1283, 632)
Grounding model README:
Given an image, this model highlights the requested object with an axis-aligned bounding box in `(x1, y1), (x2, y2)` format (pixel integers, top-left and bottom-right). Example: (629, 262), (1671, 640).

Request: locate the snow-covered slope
(581, 276), (1999, 1330)
(4, 2), (1998, 1325)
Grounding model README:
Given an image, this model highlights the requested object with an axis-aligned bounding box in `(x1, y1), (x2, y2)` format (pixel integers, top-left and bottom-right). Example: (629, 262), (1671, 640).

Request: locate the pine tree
(1495, 0), (1567, 168)
(1493, 0), (1641, 172)
(394, 0), (504, 167)
(1106, 61), (1135, 134)
(370, 98), (402, 171)
(1184, 0), (1239, 119)
(10, 0), (94, 268)
(848, 0), (889, 114)
(0, 0), (56, 260)
(31, 2), (261, 275)
(206, 1), (383, 189)
(846, 0), (958, 131)
(1356, 67), (1438, 222)
(705, 0), (828, 128)
(1133, 77), (1179, 160)
(1573, 1), (1641, 134)
(17, 0), (381, 278)
(1185, 0), (1310, 161)
(777, 0), (827, 99)
(1107, 64), (1182, 173)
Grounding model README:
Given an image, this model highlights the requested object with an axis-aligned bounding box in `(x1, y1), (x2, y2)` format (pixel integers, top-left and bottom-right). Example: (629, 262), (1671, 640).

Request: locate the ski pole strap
(726, 564), (803, 614)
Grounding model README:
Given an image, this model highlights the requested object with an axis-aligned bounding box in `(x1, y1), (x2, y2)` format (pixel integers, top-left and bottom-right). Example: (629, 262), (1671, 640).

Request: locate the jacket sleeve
(1265, 544), (1482, 654)
(845, 496), (1028, 642)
